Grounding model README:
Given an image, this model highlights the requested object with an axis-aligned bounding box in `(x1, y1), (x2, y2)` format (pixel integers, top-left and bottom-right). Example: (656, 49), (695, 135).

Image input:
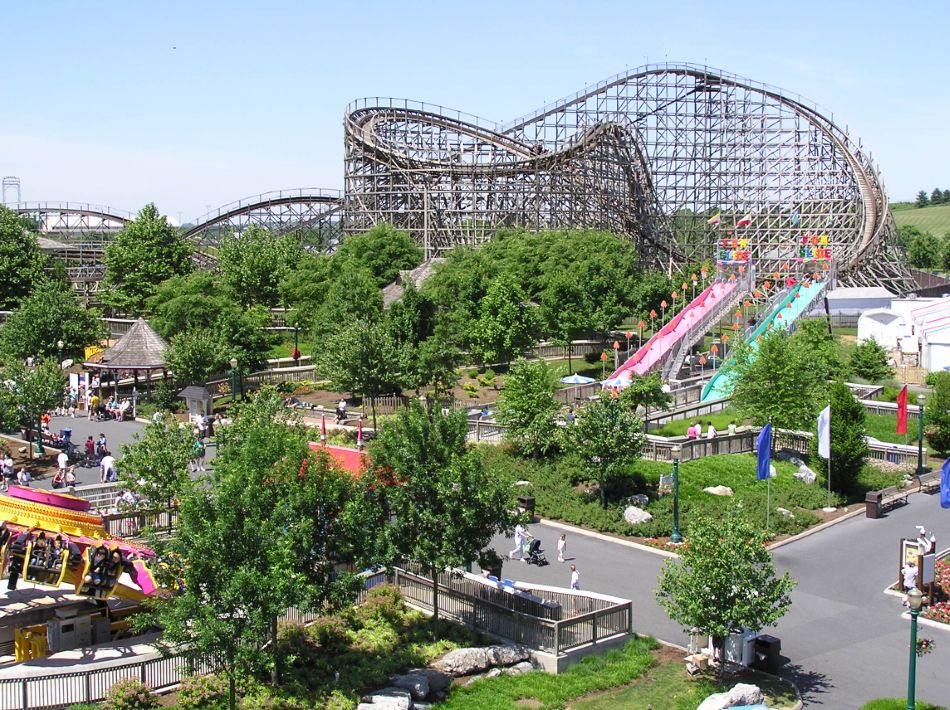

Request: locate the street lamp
(906, 586), (924, 710)
(56, 339), (64, 366)
(229, 357), (239, 403)
(670, 445), (682, 543)
(917, 394), (926, 479)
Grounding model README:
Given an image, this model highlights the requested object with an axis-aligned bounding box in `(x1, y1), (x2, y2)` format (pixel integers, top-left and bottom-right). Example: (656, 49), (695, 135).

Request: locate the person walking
(570, 564), (580, 591)
(191, 438), (206, 473)
(509, 522), (532, 561)
(57, 450), (69, 478)
(99, 453), (117, 483)
(557, 533), (567, 563)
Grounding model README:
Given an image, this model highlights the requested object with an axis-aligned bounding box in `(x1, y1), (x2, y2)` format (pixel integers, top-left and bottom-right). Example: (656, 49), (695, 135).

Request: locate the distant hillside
(891, 203), (950, 236)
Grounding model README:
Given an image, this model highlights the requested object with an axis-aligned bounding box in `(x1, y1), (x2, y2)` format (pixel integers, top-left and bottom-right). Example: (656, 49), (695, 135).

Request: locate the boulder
(794, 464), (816, 485)
(509, 661), (536, 674)
(390, 673), (429, 700)
(703, 485), (734, 497)
(485, 668), (502, 678)
(776, 507), (794, 518)
(623, 505), (653, 525)
(626, 493), (649, 507)
(408, 668), (452, 694)
(434, 644), (529, 675)
(696, 682), (765, 710)
(360, 687), (413, 710)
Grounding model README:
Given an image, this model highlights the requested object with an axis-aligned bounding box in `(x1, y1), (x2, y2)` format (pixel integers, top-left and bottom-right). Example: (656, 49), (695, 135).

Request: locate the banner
(896, 385), (908, 435)
(941, 457), (950, 510)
(817, 405), (831, 459)
(756, 424), (772, 481)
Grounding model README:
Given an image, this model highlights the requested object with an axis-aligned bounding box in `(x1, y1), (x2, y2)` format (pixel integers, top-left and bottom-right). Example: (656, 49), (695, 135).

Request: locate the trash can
(865, 490), (882, 519)
(754, 634), (781, 674)
(517, 495), (536, 518)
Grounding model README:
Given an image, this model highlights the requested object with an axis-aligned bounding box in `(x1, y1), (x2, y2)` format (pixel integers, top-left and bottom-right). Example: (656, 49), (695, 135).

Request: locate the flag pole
(767, 416), (772, 532)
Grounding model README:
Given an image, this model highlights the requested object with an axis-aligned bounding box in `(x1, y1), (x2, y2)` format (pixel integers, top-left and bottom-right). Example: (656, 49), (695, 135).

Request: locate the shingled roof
(92, 318), (168, 369)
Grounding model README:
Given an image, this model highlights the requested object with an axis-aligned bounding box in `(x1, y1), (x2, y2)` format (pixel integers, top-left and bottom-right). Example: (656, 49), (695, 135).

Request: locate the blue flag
(757, 424), (772, 481)
(941, 457), (950, 509)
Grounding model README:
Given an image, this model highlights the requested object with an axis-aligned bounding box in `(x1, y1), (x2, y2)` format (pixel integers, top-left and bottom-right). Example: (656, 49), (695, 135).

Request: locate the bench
(918, 471), (941, 494)
(880, 485), (909, 511)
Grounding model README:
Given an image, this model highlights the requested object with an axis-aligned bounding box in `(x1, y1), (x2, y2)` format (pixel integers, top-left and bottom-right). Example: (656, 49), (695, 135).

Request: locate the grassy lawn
(437, 639), (798, 710)
(651, 407), (745, 436)
(860, 700), (946, 710)
(544, 357), (607, 382)
(893, 203), (950, 236)
(267, 335), (310, 360)
(865, 412), (919, 445)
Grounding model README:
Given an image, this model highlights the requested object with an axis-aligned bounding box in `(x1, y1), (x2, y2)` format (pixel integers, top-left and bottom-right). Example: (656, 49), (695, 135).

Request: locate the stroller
(525, 539), (548, 566)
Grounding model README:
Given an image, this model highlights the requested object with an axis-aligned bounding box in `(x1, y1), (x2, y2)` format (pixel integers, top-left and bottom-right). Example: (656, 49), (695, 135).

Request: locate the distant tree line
(915, 188), (950, 208)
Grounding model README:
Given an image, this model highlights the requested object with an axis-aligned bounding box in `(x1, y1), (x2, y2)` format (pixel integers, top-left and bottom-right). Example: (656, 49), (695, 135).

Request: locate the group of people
(686, 420), (737, 440)
(88, 394), (133, 422)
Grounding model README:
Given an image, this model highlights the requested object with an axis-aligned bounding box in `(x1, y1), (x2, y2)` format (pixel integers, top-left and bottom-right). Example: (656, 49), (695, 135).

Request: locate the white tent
(923, 323), (950, 372)
(857, 309), (907, 348)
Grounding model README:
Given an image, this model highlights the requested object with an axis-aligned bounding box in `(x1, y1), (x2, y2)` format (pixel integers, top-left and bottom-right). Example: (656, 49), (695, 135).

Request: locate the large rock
(433, 644), (529, 675)
(407, 668), (452, 694)
(696, 682), (765, 710)
(625, 493), (649, 507)
(794, 464), (816, 485)
(623, 505), (653, 525)
(509, 660), (536, 674)
(389, 672), (429, 700)
(360, 687), (413, 710)
(703, 485), (734, 497)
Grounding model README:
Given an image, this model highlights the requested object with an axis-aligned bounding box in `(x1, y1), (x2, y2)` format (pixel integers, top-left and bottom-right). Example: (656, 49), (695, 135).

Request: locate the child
(557, 533), (567, 563)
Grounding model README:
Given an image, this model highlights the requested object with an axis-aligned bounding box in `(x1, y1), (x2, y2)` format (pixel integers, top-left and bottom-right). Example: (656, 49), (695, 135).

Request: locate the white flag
(817, 405), (831, 459)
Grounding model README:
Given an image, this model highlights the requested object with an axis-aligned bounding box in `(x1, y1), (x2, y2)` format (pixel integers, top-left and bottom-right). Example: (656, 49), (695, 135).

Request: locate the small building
(177, 386), (212, 419)
(856, 308), (907, 347)
(824, 286), (894, 315)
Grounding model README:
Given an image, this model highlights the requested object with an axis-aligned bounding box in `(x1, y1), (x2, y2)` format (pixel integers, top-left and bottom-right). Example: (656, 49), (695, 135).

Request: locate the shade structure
(600, 376), (630, 389)
(84, 318), (168, 370)
(560, 373), (596, 384)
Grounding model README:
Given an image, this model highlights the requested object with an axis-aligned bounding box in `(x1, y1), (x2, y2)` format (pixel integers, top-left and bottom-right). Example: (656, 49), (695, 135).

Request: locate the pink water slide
(610, 280), (738, 381)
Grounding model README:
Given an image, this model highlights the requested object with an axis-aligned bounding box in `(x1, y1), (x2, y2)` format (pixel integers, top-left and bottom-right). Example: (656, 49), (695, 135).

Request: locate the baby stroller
(526, 539), (548, 566)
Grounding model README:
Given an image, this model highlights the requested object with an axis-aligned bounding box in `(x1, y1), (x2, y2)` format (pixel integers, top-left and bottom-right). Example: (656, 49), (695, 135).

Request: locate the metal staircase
(660, 271), (752, 381)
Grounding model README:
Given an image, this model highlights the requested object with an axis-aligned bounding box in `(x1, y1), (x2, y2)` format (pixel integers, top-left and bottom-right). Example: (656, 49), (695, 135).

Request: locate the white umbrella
(560, 373), (595, 384)
(600, 376), (630, 389)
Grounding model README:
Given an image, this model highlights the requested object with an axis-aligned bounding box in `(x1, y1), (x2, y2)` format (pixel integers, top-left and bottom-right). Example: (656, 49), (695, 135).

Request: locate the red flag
(896, 385), (908, 435)
(320, 414), (327, 444)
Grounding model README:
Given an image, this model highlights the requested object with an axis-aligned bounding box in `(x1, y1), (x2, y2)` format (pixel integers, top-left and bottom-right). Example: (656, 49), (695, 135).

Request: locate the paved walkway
(493, 492), (950, 707)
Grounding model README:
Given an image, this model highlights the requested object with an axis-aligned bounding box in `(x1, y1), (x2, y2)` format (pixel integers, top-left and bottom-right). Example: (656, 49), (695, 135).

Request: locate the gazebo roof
(87, 318), (168, 370)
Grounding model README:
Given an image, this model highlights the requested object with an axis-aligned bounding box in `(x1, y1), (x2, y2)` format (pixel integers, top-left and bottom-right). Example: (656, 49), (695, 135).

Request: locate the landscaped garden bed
(922, 558), (950, 626)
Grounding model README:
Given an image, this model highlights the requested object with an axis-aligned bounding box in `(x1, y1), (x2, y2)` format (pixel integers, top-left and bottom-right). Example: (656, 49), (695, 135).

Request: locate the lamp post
(670, 445), (683, 543)
(56, 339), (64, 366)
(906, 586), (923, 710)
(229, 357), (238, 404)
(917, 394), (926, 479)
(292, 325), (300, 366)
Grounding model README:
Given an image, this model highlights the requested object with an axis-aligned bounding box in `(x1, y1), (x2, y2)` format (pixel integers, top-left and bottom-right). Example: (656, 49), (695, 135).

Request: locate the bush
(178, 673), (230, 710)
(307, 615), (350, 653)
(849, 338), (893, 382)
(354, 584), (406, 628)
(476, 368), (496, 388)
(239, 693), (308, 710)
(323, 690), (357, 710)
(103, 678), (160, 710)
(859, 700), (945, 710)
(151, 378), (180, 412)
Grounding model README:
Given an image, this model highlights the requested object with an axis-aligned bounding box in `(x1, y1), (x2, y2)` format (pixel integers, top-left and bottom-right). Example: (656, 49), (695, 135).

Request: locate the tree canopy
(0, 207), (51, 310)
(101, 204), (193, 315)
(656, 507), (795, 673)
(218, 226), (303, 307)
(333, 223), (423, 287)
(812, 380), (868, 494)
(0, 358), (65, 459)
(496, 358), (561, 458)
(0, 279), (106, 362)
(121, 416), (194, 506)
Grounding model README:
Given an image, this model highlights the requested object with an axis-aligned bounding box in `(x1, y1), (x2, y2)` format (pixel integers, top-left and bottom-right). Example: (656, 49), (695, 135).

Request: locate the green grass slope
(893, 203), (950, 236)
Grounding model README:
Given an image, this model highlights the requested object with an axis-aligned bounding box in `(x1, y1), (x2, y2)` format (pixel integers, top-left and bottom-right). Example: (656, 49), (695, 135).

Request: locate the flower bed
(923, 559), (950, 625)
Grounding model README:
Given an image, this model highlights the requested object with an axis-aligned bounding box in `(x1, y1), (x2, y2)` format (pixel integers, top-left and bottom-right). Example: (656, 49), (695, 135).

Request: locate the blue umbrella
(600, 376), (630, 389)
(560, 373), (595, 384)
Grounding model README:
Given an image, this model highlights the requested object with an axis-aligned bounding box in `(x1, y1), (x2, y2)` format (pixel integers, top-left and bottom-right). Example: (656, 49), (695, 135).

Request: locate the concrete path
(493, 492), (950, 707)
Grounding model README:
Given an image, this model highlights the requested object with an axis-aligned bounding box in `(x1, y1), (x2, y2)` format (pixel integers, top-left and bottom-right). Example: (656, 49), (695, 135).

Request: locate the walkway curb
(537, 518), (680, 559)
(767, 506), (865, 551)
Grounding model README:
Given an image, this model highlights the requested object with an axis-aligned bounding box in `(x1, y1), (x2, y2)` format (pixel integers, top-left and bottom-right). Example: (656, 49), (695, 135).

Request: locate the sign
(717, 236), (750, 264)
(798, 234), (832, 261)
(84, 345), (104, 361)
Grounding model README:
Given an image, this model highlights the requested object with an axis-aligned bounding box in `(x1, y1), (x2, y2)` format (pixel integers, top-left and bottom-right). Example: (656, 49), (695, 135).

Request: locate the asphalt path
(493, 493), (950, 708)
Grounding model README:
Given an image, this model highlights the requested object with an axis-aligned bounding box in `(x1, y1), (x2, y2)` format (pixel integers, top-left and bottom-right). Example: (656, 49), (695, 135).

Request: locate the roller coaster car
(76, 543), (125, 600)
(23, 538), (70, 587)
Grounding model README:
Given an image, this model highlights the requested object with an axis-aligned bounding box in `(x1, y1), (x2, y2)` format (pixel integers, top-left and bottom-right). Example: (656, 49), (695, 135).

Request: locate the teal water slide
(700, 279), (827, 401)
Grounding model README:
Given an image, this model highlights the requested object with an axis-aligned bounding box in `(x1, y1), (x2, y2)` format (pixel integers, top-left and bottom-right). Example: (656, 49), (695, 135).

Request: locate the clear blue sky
(2, 1), (945, 220)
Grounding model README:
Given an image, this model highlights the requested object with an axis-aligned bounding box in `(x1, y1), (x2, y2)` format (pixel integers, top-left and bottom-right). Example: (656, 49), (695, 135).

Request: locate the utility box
(517, 495), (536, 518)
(47, 611), (92, 652)
(754, 634), (781, 674)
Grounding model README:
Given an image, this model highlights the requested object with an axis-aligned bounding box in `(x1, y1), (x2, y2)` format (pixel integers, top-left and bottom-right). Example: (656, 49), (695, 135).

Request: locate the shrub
(239, 692), (308, 710)
(477, 368), (496, 388)
(178, 673), (230, 710)
(323, 690), (357, 710)
(307, 615), (350, 653)
(849, 338), (893, 382)
(103, 678), (160, 710)
(152, 378), (180, 412)
(354, 584), (405, 627)
(926, 371), (950, 455)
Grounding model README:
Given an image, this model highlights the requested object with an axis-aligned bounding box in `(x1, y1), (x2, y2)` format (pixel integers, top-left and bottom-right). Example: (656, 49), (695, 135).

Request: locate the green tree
(146, 271), (234, 339)
(933, 189), (945, 206)
(278, 253), (336, 327)
(101, 203), (193, 315)
(470, 277), (540, 365)
(655, 507), (795, 676)
(925, 371), (950, 455)
(165, 329), (230, 385)
(621, 373), (673, 414)
(0, 359), (65, 459)
(0, 206), (50, 309)
(311, 267), (384, 342)
(0, 279), (106, 361)
(790, 317), (844, 382)
(916, 190), (930, 208)
(496, 359), (561, 458)
(565, 395), (644, 508)
(121, 416), (194, 507)
(218, 226), (303, 307)
(906, 230), (941, 269)
(386, 282), (457, 393)
(316, 318), (401, 429)
(726, 331), (822, 430)
(215, 305), (275, 373)
(541, 273), (588, 373)
(140, 391), (365, 710)
(361, 403), (514, 626)
(849, 337), (893, 382)
(334, 223), (424, 287)
(811, 381), (868, 494)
